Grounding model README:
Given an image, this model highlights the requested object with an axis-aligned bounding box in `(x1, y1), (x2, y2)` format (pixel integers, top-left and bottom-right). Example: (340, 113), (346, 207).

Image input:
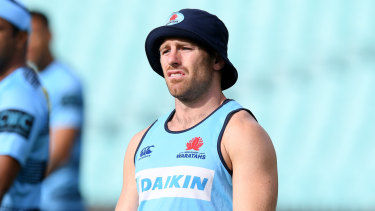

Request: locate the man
(0, 0), (49, 210)
(116, 9), (278, 211)
(27, 11), (85, 211)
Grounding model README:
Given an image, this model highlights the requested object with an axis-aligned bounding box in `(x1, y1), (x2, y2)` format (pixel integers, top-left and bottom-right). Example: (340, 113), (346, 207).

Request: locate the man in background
(27, 11), (85, 211)
(0, 0), (49, 210)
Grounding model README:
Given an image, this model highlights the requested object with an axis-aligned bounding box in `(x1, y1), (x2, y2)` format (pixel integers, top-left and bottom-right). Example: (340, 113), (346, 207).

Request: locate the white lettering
(135, 166), (215, 203)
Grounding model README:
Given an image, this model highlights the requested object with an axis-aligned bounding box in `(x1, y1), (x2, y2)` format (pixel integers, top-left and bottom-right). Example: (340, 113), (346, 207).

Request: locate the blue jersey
(38, 61), (84, 211)
(134, 100), (254, 211)
(0, 67), (49, 210)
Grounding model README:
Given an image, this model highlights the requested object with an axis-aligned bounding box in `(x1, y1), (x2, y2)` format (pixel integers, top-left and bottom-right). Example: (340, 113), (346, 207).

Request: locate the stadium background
(23, 0), (375, 210)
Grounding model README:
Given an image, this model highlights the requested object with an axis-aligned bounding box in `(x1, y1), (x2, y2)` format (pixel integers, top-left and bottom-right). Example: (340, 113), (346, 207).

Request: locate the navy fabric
(145, 9), (237, 90)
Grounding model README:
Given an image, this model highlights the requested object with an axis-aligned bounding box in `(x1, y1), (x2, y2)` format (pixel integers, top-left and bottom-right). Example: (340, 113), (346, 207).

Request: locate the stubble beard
(166, 70), (213, 103)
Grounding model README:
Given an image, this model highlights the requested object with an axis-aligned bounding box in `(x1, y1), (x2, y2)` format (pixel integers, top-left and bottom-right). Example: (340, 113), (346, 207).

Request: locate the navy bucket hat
(145, 9), (238, 90)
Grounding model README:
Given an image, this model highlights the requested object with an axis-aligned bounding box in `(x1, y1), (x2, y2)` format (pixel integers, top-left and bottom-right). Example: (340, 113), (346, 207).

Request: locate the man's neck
(37, 52), (54, 72)
(169, 92), (226, 131)
(0, 62), (25, 82)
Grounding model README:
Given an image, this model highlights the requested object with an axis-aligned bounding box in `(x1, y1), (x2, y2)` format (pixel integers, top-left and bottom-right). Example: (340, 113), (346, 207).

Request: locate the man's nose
(167, 49), (180, 67)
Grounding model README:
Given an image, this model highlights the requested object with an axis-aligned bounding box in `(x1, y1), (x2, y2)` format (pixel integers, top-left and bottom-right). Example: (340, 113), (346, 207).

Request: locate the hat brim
(145, 26), (237, 90)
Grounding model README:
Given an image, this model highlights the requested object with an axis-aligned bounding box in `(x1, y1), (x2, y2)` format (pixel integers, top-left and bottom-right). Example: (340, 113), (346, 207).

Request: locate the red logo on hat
(170, 14), (178, 21)
(186, 137), (203, 151)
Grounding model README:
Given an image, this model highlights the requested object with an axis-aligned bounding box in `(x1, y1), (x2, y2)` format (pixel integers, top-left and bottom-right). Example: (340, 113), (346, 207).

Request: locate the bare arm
(0, 155), (21, 203)
(46, 127), (78, 176)
(115, 128), (148, 211)
(222, 111), (278, 211)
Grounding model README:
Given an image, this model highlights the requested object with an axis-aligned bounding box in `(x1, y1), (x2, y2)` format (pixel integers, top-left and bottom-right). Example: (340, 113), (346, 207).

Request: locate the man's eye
(160, 49), (170, 55)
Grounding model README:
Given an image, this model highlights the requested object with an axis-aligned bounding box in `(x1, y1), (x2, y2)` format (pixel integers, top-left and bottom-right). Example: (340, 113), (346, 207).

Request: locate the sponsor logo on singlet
(61, 94), (82, 108)
(0, 109), (34, 139)
(136, 166), (214, 202)
(177, 137), (206, 159)
(139, 145), (155, 160)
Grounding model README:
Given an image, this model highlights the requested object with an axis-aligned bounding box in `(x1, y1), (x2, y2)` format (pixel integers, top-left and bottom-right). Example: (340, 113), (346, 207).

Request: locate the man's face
(159, 38), (215, 101)
(0, 18), (17, 74)
(27, 16), (50, 67)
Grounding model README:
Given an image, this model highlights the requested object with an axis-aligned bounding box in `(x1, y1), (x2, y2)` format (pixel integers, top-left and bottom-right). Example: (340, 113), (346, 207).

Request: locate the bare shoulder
(222, 110), (277, 169)
(224, 109), (270, 143)
(126, 126), (151, 159)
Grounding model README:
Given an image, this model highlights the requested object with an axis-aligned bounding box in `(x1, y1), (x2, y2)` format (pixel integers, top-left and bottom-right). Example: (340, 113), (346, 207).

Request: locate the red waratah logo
(166, 12), (184, 26)
(170, 14), (178, 21)
(186, 137), (203, 151)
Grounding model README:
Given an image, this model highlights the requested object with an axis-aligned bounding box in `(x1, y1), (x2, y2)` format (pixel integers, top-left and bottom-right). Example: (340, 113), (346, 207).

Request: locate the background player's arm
(46, 127), (78, 176)
(115, 129), (148, 211)
(45, 88), (83, 176)
(222, 111), (278, 211)
(0, 156), (21, 203)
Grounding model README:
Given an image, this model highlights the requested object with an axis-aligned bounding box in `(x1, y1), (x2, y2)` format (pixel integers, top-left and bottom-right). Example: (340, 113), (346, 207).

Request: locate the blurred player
(116, 9), (278, 211)
(27, 11), (85, 211)
(0, 0), (49, 210)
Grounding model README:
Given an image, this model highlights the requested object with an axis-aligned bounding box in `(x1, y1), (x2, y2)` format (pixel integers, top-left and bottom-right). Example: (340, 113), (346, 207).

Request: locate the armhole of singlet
(217, 108), (257, 176)
(133, 120), (158, 164)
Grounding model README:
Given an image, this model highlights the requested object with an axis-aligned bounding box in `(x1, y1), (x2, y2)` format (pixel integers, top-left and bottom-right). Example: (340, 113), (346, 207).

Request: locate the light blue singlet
(134, 99), (255, 211)
(0, 67), (49, 210)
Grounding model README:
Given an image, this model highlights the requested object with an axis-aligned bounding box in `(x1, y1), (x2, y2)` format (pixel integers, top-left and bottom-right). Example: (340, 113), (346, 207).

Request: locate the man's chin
(168, 87), (187, 99)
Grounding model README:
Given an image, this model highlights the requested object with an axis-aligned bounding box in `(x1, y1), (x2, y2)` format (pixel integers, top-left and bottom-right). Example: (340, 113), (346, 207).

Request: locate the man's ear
(213, 53), (225, 71)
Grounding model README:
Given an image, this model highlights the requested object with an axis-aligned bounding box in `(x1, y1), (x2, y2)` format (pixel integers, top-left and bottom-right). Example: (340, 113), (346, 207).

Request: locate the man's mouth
(168, 70), (185, 78)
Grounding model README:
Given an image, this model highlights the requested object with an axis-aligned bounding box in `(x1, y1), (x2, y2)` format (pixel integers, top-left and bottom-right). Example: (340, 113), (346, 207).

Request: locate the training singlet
(134, 99), (255, 211)
(38, 61), (84, 211)
(0, 67), (49, 210)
